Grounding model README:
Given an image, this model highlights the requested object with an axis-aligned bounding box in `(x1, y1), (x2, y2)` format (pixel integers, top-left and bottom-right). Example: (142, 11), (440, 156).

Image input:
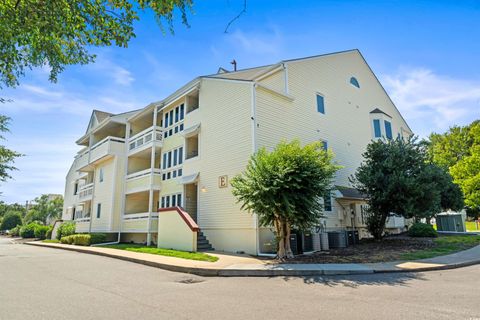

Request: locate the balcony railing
(123, 212), (159, 220)
(129, 126), (163, 153)
(78, 183), (93, 201)
(126, 168), (162, 181)
(75, 215), (91, 223)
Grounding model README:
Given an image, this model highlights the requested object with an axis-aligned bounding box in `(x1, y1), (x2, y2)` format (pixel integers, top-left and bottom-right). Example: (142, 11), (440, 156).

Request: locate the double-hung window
(316, 94), (325, 114)
(384, 121), (393, 140)
(373, 119), (382, 138)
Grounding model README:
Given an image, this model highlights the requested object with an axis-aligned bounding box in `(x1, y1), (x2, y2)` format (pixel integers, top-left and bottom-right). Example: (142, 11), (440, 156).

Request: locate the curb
(24, 242), (480, 277)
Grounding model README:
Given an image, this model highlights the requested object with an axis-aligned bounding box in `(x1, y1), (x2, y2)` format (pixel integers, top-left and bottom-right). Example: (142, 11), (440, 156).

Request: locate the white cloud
(382, 68), (480, 136)
(0, 136), (80, 203)
(226, 25), (284, 57)
(111, 66), (135, 86)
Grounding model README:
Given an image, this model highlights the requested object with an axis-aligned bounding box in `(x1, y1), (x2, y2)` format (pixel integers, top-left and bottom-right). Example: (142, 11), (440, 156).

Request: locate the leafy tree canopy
(428, 120), (480, 210)
(231, 140), (341, 259)
(0, 116), (22, 182)
(351, 137), (463, 239)
(25, 194), (63, 224)
(0, 211), (22, 230)
(0, 0), (193, 88)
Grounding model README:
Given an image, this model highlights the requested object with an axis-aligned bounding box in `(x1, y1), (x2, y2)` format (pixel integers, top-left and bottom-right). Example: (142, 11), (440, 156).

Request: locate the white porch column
(146, 106), (158, 245)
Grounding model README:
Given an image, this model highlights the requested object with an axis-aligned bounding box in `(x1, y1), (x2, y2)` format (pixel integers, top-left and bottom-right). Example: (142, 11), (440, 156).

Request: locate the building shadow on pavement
(280, 272), (427, 288)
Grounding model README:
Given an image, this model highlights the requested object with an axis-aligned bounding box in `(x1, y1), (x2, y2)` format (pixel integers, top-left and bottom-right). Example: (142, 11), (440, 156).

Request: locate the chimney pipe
(230, 59), (237, 72)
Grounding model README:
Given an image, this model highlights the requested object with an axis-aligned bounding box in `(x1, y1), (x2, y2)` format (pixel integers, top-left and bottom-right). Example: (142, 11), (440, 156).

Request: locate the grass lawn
(400, 235), (480, 260)
(42, 239), (60, 243)
(433, 222), (479, 232)
(466, 221), (480, 232)
(100, 244), (219, 262)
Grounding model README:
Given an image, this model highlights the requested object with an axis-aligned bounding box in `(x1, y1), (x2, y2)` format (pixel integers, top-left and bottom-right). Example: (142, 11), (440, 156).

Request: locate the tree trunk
(284, 222), (294, 259)
(274, 216), (294, 260)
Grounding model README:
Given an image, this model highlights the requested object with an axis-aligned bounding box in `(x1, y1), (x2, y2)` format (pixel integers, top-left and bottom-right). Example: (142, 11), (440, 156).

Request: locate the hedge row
(60, 233), (107, 246)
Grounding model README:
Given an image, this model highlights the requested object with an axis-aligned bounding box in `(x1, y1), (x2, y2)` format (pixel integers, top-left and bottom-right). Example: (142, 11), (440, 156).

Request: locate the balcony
(75, 147), (89, 170)
(90, 136), (125, 163)
(125, 168), (162, 193)
(128, 126), (163, 155)
(122, 212), (158, 232)
(78, 183), (93, 201)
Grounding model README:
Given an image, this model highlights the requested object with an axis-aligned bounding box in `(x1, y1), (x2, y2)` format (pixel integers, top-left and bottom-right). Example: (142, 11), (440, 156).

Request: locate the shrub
(1, 212), (22, 231)
(72, 234), (91, 246)
(45, 226), (53, 240)
(60, 235), (75, 244)
(89, 233), (107, 245)
(20, 222), (41, 238)
(409, 222), (438, 238)
(34, 225), (50, 240)
(56, 221), (76, 240)
(10, 225), (21, 237)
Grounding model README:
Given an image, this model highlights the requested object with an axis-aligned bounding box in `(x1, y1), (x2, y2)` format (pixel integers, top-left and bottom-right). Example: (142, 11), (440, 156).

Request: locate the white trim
(251, 82), (260, 255)
(256, 83), (294, 101)
(283, 63), (289, 94)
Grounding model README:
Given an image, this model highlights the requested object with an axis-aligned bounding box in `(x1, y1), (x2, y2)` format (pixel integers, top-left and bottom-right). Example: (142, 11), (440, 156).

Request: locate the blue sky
(1, 0), (480, 203)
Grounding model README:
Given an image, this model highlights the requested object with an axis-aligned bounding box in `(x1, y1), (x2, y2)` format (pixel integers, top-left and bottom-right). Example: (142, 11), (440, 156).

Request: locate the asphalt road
(1, 237), (479, 320)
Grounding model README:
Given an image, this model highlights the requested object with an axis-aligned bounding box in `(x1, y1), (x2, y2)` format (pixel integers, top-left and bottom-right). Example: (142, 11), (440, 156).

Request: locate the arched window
(350, 77), (360, 88)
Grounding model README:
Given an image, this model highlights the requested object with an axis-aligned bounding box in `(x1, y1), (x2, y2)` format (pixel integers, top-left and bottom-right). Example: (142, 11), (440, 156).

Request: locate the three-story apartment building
(63, 49), (412, 255)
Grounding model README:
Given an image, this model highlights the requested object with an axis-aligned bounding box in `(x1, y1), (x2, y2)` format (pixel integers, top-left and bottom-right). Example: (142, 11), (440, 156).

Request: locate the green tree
(0, 0), (192, 88)
(25, 195), (64, 224)
(410, 164), (464, 223)
(428, 120), (480, 210)
(351, 138), (427, 239)
(352, 137), (465, 239)
(231, 140), (341, 259)
(0, 116), (22, 183)
(0, 211), (22, 230)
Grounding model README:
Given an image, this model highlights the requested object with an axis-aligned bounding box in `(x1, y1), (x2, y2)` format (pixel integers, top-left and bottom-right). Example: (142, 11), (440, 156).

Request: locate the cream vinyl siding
(256, 51), (411, 187)
(194, 78), (253, 228)
(181, 78), (256, 253)
(90, 158), (114, 232)
(258, 70), (285, 92)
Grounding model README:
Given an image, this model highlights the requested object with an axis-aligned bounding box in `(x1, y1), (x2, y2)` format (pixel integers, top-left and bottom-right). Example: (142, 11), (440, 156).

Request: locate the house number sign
(218, 175), (228, 188)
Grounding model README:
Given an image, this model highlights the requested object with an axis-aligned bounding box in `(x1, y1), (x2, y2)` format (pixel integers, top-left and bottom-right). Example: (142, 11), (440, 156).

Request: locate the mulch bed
(288, 236), (436, 264)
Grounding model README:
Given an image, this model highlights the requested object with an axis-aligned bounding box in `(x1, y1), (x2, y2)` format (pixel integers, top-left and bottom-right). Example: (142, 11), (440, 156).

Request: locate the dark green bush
(89, 233), (107, 244)
(56, 221), (76, 240)
(408, 222), (438, 237)
(20, 222), (41, 238)
(34, 225), (50, 240)
(1, 212), (22, 231)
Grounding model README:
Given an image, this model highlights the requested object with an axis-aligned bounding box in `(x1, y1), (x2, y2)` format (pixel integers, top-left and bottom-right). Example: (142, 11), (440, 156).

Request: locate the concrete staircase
(197, 231), (214, 251)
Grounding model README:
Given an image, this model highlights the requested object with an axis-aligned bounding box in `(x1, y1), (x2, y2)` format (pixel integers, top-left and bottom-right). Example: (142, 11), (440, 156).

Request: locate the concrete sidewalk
(25, 241), (480, 277)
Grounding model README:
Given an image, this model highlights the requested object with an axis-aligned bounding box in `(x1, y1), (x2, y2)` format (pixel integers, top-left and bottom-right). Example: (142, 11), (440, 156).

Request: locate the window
(73, 183), (78, 195)
(162, 146), (184, 181)
(177, 194), (182, 207)
(321, 140), (328, 151)
(162, 104), (185, 139)
(324, 193), (332, 211)
(385, 121), (393, 139)
(161, 193), (183, 208)
(373, 119), (381, 138)
(96, 203), (101, 218)
(179, 147), (183, 164)
(350, 77), (360, 88)
(316, 94), (325, 114)
(99, 168), (104, 182)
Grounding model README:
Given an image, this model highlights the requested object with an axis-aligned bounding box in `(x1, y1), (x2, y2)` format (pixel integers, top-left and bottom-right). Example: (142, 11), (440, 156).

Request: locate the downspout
(282, 63), (289, 94)
(251, 82), (259, 255)
(88, 133), (95, 234)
